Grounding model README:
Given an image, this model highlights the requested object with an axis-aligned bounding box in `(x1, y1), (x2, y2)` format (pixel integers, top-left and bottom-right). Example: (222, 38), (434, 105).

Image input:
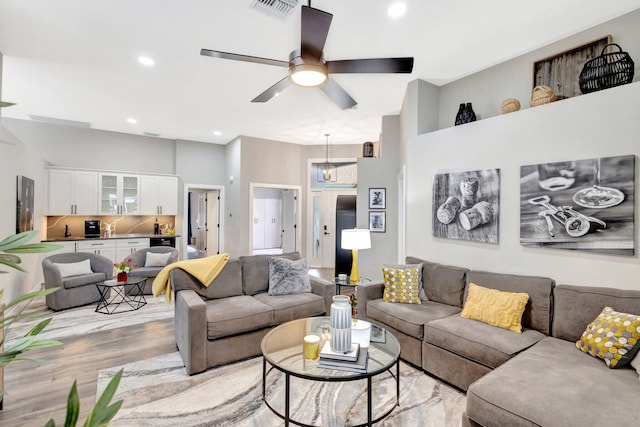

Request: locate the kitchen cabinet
(77, 239), (116, 263)
(115, 238), (149, 262)
(48, 169), (98, 215)
(99, 173), (140, 215)
(253, 198), (282, 249)
(140, 175), (178, 215)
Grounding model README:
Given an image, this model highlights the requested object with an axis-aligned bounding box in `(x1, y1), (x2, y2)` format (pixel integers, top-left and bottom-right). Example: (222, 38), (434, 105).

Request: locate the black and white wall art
(433, 168), (500, 244)
(369, 211), (386, 233)
(369, 188), (386, 209)
(520, 154), (635, 256)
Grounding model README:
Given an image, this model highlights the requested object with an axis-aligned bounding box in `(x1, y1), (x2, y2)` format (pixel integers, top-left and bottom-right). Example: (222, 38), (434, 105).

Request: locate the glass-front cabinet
(99, 173), (140, 215)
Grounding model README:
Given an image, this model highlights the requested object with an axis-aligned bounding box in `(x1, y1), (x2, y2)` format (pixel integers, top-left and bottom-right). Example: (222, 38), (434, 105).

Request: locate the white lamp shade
(341, 229), (371, 250)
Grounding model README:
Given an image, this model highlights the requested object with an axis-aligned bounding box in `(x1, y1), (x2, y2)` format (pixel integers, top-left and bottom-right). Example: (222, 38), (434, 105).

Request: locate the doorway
(184, 184), (224, 260)
(250, 183), (301, 256)
(308, 189), (357, 269)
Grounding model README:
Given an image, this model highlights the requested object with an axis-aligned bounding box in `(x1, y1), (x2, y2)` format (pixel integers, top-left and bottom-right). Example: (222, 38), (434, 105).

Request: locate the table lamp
(341, 228), (371, 284)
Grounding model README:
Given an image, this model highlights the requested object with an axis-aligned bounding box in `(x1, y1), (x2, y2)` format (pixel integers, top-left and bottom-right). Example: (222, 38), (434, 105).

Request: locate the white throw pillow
(145, 252), (172, 267)
(53, 259), (93, 278)
(631, 353), (640, 380)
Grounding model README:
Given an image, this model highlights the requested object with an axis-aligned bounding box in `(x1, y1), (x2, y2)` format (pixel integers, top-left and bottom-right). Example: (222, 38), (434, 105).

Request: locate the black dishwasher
(150, 236), (176, 247)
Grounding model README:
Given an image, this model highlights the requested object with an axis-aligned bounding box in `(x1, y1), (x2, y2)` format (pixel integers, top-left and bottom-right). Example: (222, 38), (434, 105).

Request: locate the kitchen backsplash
(46, 215), (176, 239)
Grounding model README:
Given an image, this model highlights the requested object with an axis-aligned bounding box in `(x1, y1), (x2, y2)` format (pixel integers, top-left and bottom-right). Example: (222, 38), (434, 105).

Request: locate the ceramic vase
(455, 102), (477, 126)
(330, 295), (352, 353)
(117, 272), (128, 283)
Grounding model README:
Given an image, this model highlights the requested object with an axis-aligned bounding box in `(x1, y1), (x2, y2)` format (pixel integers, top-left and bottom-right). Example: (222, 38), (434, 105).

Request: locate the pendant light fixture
(322, 133), (334, 182)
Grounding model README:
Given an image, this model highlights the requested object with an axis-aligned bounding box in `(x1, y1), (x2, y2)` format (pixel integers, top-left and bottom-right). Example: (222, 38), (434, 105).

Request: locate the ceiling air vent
(251, 0), (300, 19)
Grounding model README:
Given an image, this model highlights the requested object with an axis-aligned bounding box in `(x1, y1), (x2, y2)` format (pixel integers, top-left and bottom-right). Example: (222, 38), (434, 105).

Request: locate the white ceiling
(1, 0), (639, 146)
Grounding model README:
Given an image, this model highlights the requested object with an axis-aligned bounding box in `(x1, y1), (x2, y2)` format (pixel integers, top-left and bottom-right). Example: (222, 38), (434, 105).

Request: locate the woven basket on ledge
(529, 85), (556, 107)
(579, 43), (635, 94)
(500, 98), (521, 114)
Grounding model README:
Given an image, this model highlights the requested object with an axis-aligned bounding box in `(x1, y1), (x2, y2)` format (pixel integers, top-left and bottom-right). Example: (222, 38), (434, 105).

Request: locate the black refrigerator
(335, 195), (357, 278)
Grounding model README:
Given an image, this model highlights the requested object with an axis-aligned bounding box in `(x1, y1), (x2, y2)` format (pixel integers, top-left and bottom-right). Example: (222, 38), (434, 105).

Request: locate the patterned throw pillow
(460, 283), (529, 333)
(576, 306), (640, 369)
(382, 265), (421, 304)
(267, 257), (311, 296)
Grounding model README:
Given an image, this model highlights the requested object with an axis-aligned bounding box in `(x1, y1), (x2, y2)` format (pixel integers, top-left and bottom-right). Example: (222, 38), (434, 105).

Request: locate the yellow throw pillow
(460, 283), (529, 333)
(382, 265), (421, 304)
(576, 306), (640, 369)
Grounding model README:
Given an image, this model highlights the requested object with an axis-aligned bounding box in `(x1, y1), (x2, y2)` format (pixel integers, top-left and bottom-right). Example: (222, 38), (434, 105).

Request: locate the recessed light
(275, 92), (280, 97)
(213, 130), (222, 136)
(388, 2), (407, 19)
(138, 56), (155, 66)
(126, 118), (137, 124)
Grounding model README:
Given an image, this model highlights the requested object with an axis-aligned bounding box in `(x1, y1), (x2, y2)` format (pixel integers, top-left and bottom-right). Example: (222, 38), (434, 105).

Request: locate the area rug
(97, 352), (466, 426)
(5, 296), (174, 345)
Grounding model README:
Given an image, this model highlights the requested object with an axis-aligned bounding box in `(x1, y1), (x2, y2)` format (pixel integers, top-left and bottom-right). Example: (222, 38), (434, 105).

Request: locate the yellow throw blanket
(152, 253), (229, 301)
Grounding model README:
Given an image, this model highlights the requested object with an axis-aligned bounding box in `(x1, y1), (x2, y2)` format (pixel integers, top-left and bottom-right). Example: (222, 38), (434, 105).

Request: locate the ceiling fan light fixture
(290, 64), (327, 87)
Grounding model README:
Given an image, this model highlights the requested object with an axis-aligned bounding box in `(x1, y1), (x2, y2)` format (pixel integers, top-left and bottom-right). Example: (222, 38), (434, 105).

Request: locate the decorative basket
(529, 85), (556, 107)
(579, 43), (635, 94)
(500, 98), (521, 114)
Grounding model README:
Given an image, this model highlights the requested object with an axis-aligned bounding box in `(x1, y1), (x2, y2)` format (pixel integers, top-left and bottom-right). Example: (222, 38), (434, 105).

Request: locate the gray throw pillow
(268, 257), (311, 296)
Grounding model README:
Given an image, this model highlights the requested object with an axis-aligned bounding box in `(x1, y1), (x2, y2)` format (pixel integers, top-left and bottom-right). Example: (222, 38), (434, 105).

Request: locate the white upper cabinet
(48, 169), (98, 215)
(140, 175), (178, 215)
(99, 173), (140, 215)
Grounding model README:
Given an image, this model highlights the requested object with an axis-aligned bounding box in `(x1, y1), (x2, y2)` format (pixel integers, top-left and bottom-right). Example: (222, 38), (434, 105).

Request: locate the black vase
(455, 102), (477, 126)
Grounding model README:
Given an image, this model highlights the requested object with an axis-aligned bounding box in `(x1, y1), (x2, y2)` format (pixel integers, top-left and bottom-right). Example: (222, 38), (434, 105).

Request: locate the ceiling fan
(200, 4), (414, 110)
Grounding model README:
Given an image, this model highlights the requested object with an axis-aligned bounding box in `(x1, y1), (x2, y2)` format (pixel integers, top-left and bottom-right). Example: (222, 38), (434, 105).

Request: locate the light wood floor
(0, 318), (176, 426)
(0, 267), (334, 426)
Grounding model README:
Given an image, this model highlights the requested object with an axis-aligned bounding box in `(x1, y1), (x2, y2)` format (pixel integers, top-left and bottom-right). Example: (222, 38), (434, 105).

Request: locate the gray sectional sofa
(170, 252), (334, 375)
(357, 256), (640, 427)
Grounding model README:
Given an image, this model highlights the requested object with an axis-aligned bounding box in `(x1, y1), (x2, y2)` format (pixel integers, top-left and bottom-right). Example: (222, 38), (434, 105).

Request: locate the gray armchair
(127, 247), (179, 294)
(42, 252), (114, 311)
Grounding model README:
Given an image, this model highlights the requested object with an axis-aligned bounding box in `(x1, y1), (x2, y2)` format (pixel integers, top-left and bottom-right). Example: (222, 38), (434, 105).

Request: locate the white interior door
(253, 198), (266, 249)
(309, 190), (356, 269)
(196, 193), (207, 257)
(282, 189), (297, 253)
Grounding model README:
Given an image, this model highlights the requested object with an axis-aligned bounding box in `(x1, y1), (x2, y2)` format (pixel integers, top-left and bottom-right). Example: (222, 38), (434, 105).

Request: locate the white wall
(404, 81), (640, 290)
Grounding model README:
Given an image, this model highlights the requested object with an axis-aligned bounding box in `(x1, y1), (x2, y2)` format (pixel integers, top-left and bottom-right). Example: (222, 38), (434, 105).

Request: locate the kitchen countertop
(43, 234), (180, 242)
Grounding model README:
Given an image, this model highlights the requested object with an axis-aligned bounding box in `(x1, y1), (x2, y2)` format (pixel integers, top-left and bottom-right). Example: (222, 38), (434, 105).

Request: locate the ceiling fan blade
(251, 76), (291, 103)
(327, 57), (414, 74)
(320, 78), (357, 110)
(301, 6), (333, 60)
(200, 49), (289, 68)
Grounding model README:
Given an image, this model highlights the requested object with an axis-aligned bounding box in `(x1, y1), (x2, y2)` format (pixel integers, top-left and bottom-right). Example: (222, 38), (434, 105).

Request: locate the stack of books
(317, 341), (369, 373)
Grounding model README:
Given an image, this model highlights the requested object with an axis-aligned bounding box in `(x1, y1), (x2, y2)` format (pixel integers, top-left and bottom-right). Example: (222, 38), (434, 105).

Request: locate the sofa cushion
(424, 315), (545, 369)
(553, 284), (640, 342)
(254, 292), (325, 324)
(54, 259), (93, 278)
(172, 259), (244, 299)
(466, 337), (640, 427)
(382, 264), (422, 304)
(267, 257), (311, 295)
(576, 306), (640, 368)
(129, 266), (162, 278)
(460, 283), (530, 333)
(406, 257), (467, 307)
(205, 295), (273, 340)
(62, 272), (107, 289)
(240, 252), (301, 296)
(367, 299), (460, 340)
(465, 270), (554, 335)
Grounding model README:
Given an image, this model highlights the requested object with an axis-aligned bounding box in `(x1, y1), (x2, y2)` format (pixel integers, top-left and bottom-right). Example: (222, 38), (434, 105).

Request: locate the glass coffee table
(95, 276), (147, 314)
(261, 317), (401, 427)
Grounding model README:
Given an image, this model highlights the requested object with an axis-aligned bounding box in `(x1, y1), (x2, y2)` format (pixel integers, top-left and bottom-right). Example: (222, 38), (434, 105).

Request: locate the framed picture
(16, 175), (35, 234)
(369, 211), (386, 233)
(369, 188), (386, 209)
(370, 324), (386, 343)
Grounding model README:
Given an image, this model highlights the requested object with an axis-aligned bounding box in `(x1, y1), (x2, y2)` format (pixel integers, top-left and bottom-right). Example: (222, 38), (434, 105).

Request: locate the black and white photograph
(370, 324), (386, 343)
(432, 168), (500, 244)
(520, 155), (635, 256)
(16, 175), (35, 234)
(368, 188), (386, 209)
(369, 211), (386, 233)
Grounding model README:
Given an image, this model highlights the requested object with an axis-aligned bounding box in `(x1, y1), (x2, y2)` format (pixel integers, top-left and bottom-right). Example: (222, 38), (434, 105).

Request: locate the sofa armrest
(175, 290), (207, 375)
(356, 280), (384, 320)
(310, 275), (336, 314)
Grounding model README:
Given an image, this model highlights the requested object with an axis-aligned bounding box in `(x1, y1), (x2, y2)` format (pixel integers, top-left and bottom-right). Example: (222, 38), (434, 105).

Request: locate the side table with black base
(95, 276), (147, 314)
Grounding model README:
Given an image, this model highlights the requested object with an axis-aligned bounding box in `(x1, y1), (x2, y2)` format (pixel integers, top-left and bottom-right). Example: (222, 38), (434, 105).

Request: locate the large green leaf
(5, 242), (63, 254)
(3, 287), (59, 311)
(0, 256), (25, 273)
(0, 230), (38, 252)
(83, 369), (124, 427)
(64, 381), (80, 427)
